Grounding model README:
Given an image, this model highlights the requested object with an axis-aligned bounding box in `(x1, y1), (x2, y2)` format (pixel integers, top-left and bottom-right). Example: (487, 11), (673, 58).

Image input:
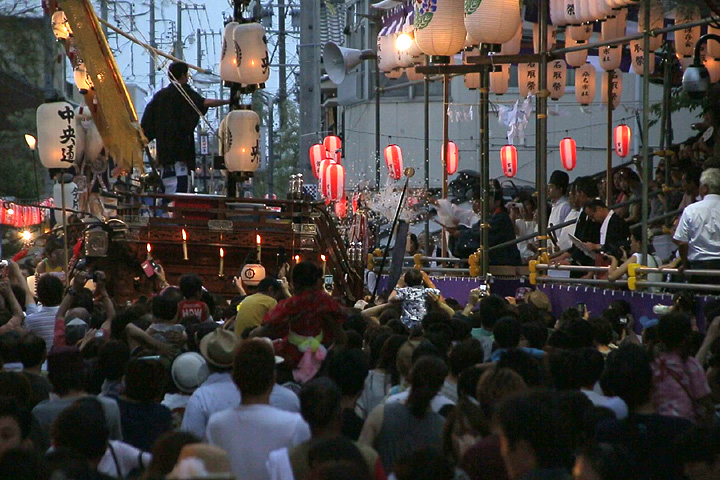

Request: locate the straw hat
(526, 290), (552, 313)
(199, 329), (237, 368)
(167, 443), (233, 479)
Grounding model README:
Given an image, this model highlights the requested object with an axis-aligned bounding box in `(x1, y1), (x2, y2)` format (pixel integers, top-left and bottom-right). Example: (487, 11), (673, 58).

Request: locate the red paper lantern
(325, 163), (345, 202)
(334, 196), (347, 218)
(501, 145), (517, 178)
(559, 137), (576, 171)
(318, 158), (334, 197)
(309, 143), (328, 179)
(446, 141), (459, 175)
(323, 135), (342, 162)
(614, 124), (631, 158)
(384, 144), (404, 180)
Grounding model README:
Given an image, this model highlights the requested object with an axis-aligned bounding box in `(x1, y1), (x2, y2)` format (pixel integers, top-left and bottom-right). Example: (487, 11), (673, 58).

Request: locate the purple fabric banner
(379, 276), (717, 333)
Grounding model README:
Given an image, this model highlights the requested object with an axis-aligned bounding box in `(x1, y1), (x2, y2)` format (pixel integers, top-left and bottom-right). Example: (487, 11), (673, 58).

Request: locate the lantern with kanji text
(501, 145), (517, 178)
(614, 124), (631, 157)
(575, 63), (596, 106)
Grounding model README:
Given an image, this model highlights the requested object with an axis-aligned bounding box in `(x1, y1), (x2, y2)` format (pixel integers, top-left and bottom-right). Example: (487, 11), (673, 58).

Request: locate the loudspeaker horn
(323, 41), (376, 85)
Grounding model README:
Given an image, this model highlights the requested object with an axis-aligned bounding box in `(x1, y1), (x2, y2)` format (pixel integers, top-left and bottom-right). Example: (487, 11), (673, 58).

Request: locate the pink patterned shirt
(651, 352), (711, 422)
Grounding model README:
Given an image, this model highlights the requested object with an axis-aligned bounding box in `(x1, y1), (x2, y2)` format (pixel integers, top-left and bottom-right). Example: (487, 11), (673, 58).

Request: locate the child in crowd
(177, 274), (212, 323)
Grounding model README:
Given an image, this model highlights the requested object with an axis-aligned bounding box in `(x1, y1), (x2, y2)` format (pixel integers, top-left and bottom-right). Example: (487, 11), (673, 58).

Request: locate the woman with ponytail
(358, 355), (448, 473)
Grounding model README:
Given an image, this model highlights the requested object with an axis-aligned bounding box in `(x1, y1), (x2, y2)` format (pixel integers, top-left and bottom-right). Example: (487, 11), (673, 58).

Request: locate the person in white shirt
(181, 329), (299, 439)
(206, 339), (310, 480)
(510, 195), (538, 263)
(673, 168), (720, 284)
(547, 170), (573, 253)
(23, 274), (64, 352)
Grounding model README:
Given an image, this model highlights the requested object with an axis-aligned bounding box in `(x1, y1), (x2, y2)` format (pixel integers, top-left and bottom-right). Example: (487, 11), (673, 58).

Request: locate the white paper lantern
(464, 0), (522, 47)
(599, 45), (623, 71)
(574, 0), (591, 23)
(240, 264), (266, 286)
(406, 57), (426, 81)
(51, 10), (72, 40)
(224, 110), (260, 172)
(589, 0), (613, 22)
(37, 102), (77, 169)
(377, 34), (397, 72)
(463, 48), (480, 89)
(464, 32), (478, 50)
(414, 0), (466, 57)
(53, 180), (80, 224)
(575, 63), (597, 106)
(638, 1), (664, 51)
(565, 35), (588, 67)
(218, 115), (229, 155)
(233, 23), (269, 86)
(674, 7), (700, 57)
(73, 61), (94, 94)
(518, 62), (540, 97)
(490, 64), (510, 95)
(501, 24), (523, 56)
(601, 8), (627, 40)
(550, 0), (566, 26)
(709, 26), (720, 59)
(401, 15), (424, 58)
(704, 57), (720, 84)
(601, 69), (623, 109)
(395, 32), (416, 68)
(568, 24), (593, 42)
(533, 24), (556, 54)
(630, 40), (656, 75)
(74, 104), (102, 164)
(547, 59), (567, 100)
(220, 22), (242, 84)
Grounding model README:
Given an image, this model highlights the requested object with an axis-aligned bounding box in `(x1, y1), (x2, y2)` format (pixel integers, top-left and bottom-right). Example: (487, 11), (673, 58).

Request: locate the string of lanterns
(0, 199), (54, 228)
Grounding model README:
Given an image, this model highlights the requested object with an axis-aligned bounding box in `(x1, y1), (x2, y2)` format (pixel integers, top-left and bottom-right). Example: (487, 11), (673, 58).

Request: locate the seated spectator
(495, 390), (574, 479)
(163, 351), (209, 429)
(491, 317), (545, 363)
(675, 424), (720, 480)
(266, 378), (384, 480)
(390, 270), (441, 331)
(679, 165), (703, 211)
(0, 397), (32, 459)
(583, 199), (630, 258)
(358, 355), (448, 472)
(673, 168), (720, 284)
(326, 349), (370, 441)
(181, 329), (299, 439)
(177, 274), (212, 323)
(651, 312), (713, 424)
(253, 262), (346, 382)
(115, 357), (173, 451)
(597, 344), (693, 480)
(443, 339), (484, 403)
(24, 274), (63, 352)
(31, 347), (122, 441)
(206, 339), (311, 480)
(97, 340), (130, 398)
(234, 277), (289, 337)
(17, 333), (51, 409)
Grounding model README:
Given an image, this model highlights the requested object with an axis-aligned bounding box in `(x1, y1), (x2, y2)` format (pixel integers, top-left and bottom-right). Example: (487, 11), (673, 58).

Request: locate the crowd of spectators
(0, 250), (718, 480)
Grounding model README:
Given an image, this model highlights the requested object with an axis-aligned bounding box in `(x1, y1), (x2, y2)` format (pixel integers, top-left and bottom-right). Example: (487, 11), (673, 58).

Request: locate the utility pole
(100, 0), (108, 37)
(299, 0), (321, 182)
(196, 28), (202, 68)
(174, 1), (183, 59)
(278, 0), (287, 126)
(149, 0), (156, 88)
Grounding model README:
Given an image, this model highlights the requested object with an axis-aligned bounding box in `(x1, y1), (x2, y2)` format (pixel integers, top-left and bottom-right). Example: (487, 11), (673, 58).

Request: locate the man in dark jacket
(141, 62), (229, 193)
(451, 189), (521, 266)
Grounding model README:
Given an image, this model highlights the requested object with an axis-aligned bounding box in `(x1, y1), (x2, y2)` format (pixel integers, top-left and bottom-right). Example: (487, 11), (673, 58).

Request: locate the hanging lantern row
(309, 135), (343, 180)
(614, 124), (632, 158)
(219, 22), (270, 88)
(0, 199), (53, 228)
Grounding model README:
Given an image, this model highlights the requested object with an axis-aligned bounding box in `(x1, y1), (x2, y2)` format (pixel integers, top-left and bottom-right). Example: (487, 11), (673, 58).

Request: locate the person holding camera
(606, 227), (662, 292)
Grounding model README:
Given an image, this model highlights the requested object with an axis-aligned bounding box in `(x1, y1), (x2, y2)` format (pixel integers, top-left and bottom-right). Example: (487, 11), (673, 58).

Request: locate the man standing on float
(141, 61), (229, 194)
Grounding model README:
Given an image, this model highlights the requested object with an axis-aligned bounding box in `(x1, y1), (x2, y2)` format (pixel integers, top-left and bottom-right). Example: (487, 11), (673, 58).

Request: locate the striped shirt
(23, 305), (59, 352)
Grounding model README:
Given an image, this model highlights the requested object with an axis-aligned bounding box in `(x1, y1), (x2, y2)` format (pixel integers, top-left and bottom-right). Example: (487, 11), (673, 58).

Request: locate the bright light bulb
(6, 208), (14, 215)
(250, 59), (255, 66)
(395, 32), (413, 52)
(21, 230), (32, 242)
(24, 134), (37, 151)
